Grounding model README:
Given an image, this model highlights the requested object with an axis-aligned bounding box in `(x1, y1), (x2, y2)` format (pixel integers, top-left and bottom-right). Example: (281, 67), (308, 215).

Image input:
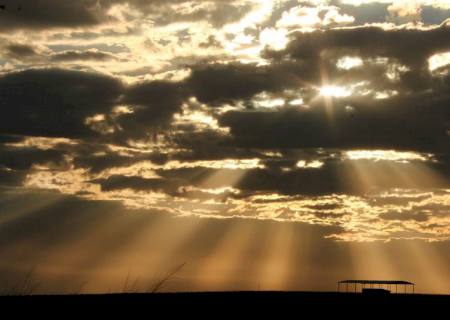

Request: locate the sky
(0, 0), (449, 294)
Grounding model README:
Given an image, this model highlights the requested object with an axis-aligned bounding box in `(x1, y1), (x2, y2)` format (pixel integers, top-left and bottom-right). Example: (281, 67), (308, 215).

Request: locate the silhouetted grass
(1, 263), (186, 295)
(1, 267), (41, 296)
(147, 262), (186, 293)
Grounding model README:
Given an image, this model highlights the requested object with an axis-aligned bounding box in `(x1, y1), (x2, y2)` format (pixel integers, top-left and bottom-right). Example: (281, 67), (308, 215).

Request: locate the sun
(319, 85), (351, 98)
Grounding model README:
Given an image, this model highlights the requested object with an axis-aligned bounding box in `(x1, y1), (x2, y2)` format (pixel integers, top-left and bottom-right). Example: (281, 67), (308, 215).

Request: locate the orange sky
(0, 0), (449, 295)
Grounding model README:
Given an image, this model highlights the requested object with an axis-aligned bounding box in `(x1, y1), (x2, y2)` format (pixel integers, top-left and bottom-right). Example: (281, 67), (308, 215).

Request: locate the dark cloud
(218, 92), (450, 152)
(366, 193), (433, 207)
(0, 169), (26, 187)
(48, 43), (129, 55)
(156, 167), (249, 190)
(186, 63), (300, 105)
(0, 68), (191, 143)
(94, 158), (447, 198)
(0, 40), (45, 63)
(116, 80), (189, 140)
(0, 69), (190, 144)
(0, 135), (24, 144)
(2, 25), (448, 150)
(2, 43), (39, 59)
(303, 202), (343, 211)
(0, 145), (66, 170)
(93, 175), (184, 194)
(72, 143), (169, 173)
(0, 0), (104, 31)
(51, 50), (118, 62)
(268, 23), (450, 70)
(220, 37), (450, 151)
(410, 202), (450, 218)
(380, 210), (429, 222)
(0, 68), (123, 138)
(93, 168), (257, 196)
(234, 167), (345, 196)
(73, 150), (136, 174)
(0, 0), (252, 31)
(185, 155), (448, 196)
(1, 43), (119, 64)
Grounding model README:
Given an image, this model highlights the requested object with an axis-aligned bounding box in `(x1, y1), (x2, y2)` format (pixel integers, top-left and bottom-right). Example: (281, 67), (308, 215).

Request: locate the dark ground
(1, 291), (448, 316)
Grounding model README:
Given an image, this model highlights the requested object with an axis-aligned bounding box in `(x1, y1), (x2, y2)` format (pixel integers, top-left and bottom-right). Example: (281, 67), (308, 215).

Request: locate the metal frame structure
(337, 280), (415, 294)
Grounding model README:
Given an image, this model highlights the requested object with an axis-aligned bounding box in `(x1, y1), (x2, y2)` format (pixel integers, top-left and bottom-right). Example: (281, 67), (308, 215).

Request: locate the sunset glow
(0, 0), (449, 296)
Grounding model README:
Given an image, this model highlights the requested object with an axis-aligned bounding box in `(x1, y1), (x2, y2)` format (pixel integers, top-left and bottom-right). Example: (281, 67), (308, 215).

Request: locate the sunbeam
(0, 0), (449, 297)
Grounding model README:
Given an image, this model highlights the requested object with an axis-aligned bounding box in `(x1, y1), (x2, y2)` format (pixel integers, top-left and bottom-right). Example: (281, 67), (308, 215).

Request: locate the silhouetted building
(337, 280), (415, 294)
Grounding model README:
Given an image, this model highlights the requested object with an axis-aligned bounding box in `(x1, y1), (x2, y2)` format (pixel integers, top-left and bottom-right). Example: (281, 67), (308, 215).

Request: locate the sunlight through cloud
(345, 150), (433, 162)
(336, 56), (364, 70)
(319, 85), (352, 98)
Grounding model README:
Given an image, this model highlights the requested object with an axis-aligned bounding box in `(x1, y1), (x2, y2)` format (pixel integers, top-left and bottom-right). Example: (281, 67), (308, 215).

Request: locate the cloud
(379, 210), (429, 222)
(0, 69), (188, 142)
(0, 42), (119, 64)
(90, 156), (449, 198)
(115, 80), (189, 142)
(268, 24), (450, 70)
(0, 145), (66, 170)
(50, 49), (118, 62)
(73, 150), (137, 174)
(0, 0), (253, 31)
(276, 4), (355, 29)
(0, 0), (104, 30)
(0, 1), (449, 244)
(0, 68), (123, 138)
(218, 92), (450, 152)
(3, 43), (39, 59)
(0, 170), (26, 187)
(387, 1), (422, 19)
(93, 175), (184, 194)
(186, 63), (299, 105)
(0, 40), (49, 63)
(150, 1), (254, 28)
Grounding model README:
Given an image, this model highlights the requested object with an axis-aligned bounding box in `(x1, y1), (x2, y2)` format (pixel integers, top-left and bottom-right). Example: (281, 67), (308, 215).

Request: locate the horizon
(0, 0), (449, 295)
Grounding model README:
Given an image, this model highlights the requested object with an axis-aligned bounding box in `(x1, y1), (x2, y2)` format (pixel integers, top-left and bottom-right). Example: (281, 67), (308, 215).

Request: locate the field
(1, 291), (448, 315)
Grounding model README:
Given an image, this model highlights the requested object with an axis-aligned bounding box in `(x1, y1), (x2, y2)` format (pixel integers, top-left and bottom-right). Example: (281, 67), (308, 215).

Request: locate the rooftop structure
(337, 280), (415, 294)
